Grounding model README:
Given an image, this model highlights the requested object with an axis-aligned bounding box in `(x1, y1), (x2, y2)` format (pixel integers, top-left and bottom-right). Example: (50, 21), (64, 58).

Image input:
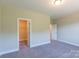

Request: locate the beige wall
(2, 6), (50, 33)
(16, 8), (50, 32)
(31, 13), (50, 32)
(0, 6), (18, 54)
(0, 7), (2, 52)
(55, 12), (79, 46)
(0, 7), (1, 33)
(50, 17), (53, 24)
(0, 5), (50, 54)
(2, 6), (17, 33)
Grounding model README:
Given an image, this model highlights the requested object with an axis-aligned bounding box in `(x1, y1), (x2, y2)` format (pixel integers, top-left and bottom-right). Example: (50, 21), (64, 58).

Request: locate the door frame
(17, 18), (32, 49)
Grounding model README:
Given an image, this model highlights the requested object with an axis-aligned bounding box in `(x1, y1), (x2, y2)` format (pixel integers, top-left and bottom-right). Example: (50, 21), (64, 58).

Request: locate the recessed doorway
(17, 18), (31, 49)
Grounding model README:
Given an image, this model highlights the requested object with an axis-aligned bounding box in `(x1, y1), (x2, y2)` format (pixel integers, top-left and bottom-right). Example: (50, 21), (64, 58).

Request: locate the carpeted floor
(0, 40), (79, 58)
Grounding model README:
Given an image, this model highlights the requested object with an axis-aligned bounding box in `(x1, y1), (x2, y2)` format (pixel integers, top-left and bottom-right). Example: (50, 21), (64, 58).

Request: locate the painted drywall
(0, 6), (19, 55)
(16, 8), (50, 32)
(0, 7), (1, 33)
(0, 5), (50, 55)
(0, 7), (2, 54)
(55, 12), (79, 46)
(16, 7), (50, 47)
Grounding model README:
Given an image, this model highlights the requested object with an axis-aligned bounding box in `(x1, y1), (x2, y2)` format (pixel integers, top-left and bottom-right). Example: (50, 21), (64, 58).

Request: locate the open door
(18, 18), (30, 49)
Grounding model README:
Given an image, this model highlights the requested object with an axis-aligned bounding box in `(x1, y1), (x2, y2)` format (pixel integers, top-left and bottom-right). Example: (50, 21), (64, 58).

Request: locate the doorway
(49, 24), (57, 42)
(17, 18), (31, 49)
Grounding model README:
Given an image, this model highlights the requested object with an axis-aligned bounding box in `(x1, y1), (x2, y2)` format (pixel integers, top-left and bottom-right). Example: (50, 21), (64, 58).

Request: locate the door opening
(17, 18), (30, 49)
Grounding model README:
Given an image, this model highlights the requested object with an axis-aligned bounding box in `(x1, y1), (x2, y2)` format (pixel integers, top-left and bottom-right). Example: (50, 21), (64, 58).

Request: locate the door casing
(17, 18), (32, 49)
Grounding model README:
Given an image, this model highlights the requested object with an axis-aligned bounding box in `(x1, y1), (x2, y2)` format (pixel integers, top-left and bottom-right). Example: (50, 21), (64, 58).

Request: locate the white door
(52, 24), (57, 40)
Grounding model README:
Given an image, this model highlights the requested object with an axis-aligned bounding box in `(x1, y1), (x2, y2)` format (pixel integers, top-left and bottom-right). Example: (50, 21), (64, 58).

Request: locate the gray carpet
(0, 40), (79, 58)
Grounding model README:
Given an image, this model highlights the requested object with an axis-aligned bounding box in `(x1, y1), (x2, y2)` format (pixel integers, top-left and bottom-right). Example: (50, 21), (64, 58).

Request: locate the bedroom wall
(0, 5), (50, 55)
(16, 7), (50, 47)
(55, 12), (79, 46)
(0, 7), (3, 54)
(1, 6), (18, 55)
(0, 7), (1, 33)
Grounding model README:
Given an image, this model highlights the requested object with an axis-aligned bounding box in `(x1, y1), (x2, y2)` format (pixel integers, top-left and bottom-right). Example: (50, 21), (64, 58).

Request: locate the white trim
(30, 41), (50, 48)
(17, 18), (32, 49)
(0, 49), (19, 56)
(58, 40), (79, 47)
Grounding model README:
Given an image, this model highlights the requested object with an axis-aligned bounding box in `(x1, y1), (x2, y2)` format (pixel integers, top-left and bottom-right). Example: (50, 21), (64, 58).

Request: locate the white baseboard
(30, 31), (50, 48)
(30, 41), (50, 48)
(58, 40), (79, 47)
(0, 49), (19, 56)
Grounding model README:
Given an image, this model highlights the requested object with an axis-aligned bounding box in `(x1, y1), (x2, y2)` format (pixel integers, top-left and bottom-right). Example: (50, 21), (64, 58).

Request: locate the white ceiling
(0, 0), (79, 19)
